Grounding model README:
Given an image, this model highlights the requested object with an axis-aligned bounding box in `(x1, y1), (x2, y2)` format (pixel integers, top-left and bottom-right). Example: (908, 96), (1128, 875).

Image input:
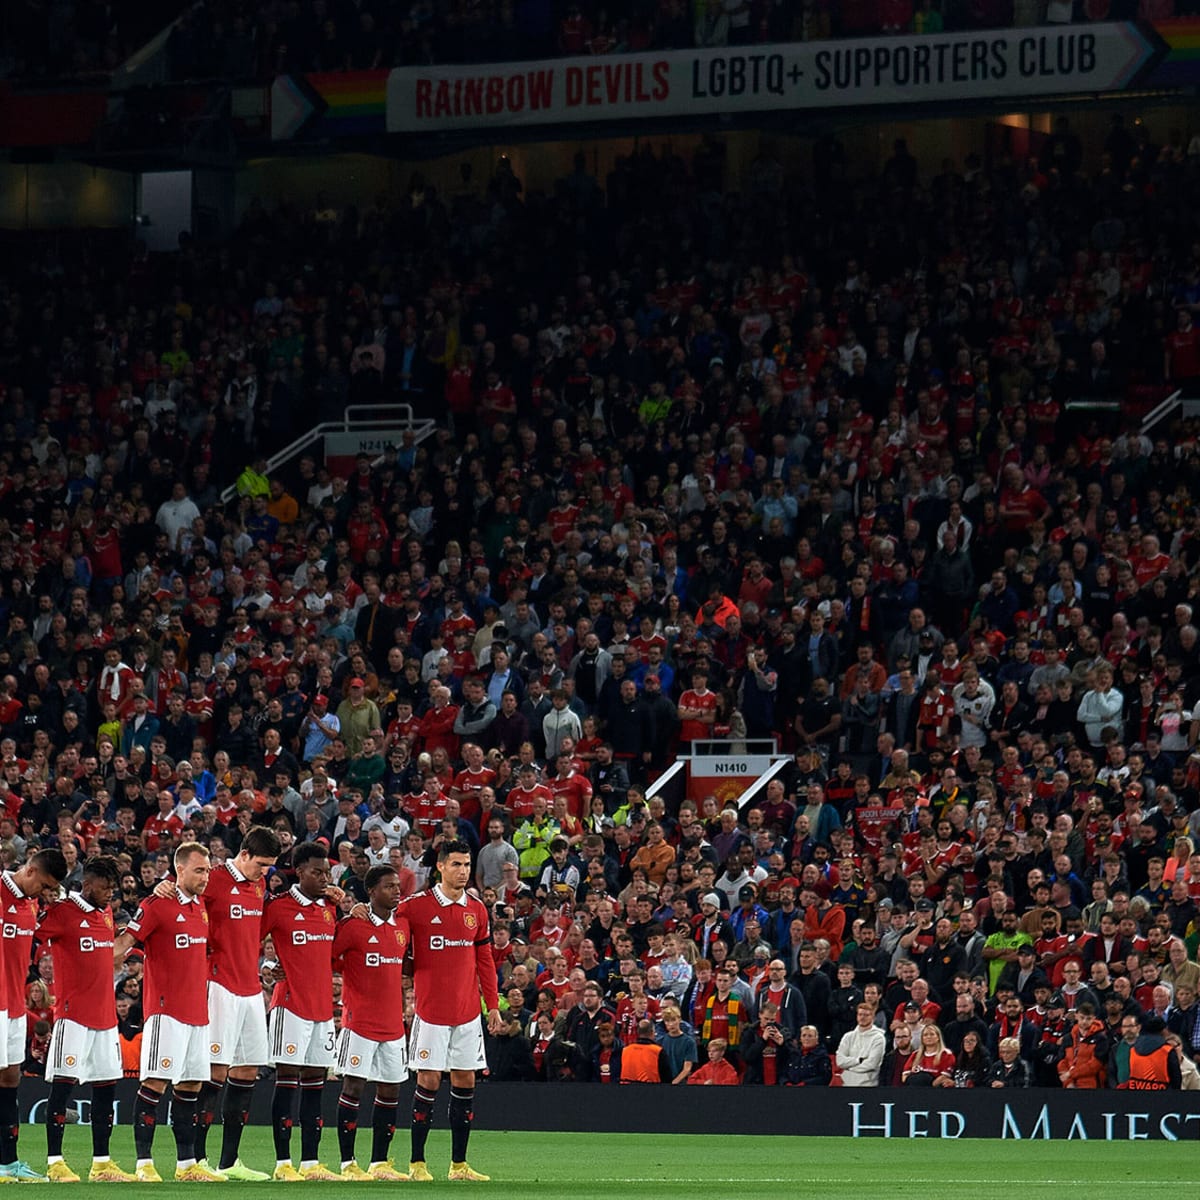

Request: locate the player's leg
(410, 1069), (441, 1175)
(369, 1082), (403, 1175)
(408, 1016), (445, 1177)
(445, 1021), (488, 1181)
(447, 1069), (478, 1173)
(0, 1011), (39, 1180)
(335, 1074), (364, 1173)
(217, 1066), (260, 1175)
(360, 1032), (408, 1180)
(191, 1066), (222, 1168)
(170, 1083), (201, 1170)
(132, 1077), (166, 1176)
(44, 1074), (77, 1174)
(211, 986), (268, 1177)
(133, 1015), (171, 1178)
(297, 1067), (329, 1171)
(76, 1023), (135, 1181)
(44, 1018), (79, 1174)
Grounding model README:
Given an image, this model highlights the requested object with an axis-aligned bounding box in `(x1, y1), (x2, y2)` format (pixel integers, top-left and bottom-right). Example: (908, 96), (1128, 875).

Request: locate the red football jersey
(126, 889), (210, 1025)
(37, 893), (118, 1030)
(262, 887), (337, 1021)
(397, 886), (499, 1027)
(678, 689), (717, 741)
(549, 772), (593, 821)
(1, 871), (38, 1014)
(333, 911), (408, 1041)
(205, 861), (268, 998)
(507, 784), (553, 821)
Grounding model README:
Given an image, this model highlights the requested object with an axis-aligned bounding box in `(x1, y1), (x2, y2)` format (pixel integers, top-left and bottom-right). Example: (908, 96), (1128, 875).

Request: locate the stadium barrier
(17, 1081), (1199, 1140)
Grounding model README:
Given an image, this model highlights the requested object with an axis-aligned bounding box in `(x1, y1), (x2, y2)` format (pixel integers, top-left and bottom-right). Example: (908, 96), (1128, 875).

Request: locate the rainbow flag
(1145, 17), (1200, 87)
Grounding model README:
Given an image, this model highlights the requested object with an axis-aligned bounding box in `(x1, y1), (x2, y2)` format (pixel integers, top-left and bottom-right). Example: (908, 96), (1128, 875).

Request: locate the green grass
(31, 1126), (1192, 1196)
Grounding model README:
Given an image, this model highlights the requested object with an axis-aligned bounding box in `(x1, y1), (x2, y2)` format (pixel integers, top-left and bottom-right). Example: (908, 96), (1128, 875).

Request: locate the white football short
(45, 1020), (122, 1084)
(1, 1013), (22, 1067)
(140, 1014), (210, 1084)
(269, 1006), (336, 1069)
(208, 982), (270, 1067)
(336, 1027), (408, 1083)
(408, 1015), (485, 1074)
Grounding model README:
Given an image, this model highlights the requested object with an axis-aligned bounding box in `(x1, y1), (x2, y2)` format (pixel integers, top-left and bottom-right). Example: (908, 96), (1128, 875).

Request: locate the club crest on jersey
(64, 1056), (76, 1068)
(103, 913), (114, 930)
(286, 1044), (297, 1056)
(463, 912), (477, 930)
(349, 1055), (361, 1068)
(323, 909), (334, 924)
(396, 930), (406, 948)
(211, 1043), (221, 1055)
(160, 1058), (172, 1070)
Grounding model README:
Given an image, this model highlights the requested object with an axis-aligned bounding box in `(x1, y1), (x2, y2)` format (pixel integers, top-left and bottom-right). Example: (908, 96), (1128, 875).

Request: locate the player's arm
(473, 913), (503, 1034)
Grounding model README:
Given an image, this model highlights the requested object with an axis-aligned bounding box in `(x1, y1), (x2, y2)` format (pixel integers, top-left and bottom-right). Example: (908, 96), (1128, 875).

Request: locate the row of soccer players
(14, 833), (501, 1183)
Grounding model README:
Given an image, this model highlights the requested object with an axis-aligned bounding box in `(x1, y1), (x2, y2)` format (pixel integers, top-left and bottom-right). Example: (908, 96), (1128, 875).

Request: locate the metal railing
(1141, 388), (1183, 436)
(218, 402), (438, 502)
(734, 757), (791, 818)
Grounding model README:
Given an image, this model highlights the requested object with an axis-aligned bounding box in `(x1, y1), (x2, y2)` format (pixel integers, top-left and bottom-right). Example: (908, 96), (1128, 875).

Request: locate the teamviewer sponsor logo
(365, 953), (402, 966)
(230, 905), (243, 920)
(79, 937), (94, 952)
(429, 937), (472, 950)
(176, 933), (190, 949)
(429, 936), (444, 950)
(1, 925), (14, 939)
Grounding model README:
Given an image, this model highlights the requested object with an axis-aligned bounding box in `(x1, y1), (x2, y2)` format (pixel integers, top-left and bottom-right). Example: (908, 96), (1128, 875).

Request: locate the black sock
(46, 1081), (73, 1158)
(336, 1096), (359, 1165)
(448, 1088), (474, 1164)
(218, 1079), (255, 1171)
(0, 1085), (18, 1163)
(192, 1082), (220, 1163)
(410, 1085), (436, 1163)
(370, 1099), (398, 1166)
(133, 1087), (160, 1161)
(171, 1091), (198, 1164)
(271, 1080), (297, 1162)
(299, 1082), (324, 1164)
(91, 1084), (116, 1160)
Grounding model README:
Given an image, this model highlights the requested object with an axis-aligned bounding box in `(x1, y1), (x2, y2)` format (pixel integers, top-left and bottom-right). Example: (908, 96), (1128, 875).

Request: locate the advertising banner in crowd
(383, 21), (1178, 135)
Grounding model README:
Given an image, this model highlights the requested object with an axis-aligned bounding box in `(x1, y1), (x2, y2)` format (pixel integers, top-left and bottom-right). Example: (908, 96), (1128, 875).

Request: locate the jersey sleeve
(331, 916), (358, 971)
(472, 902), (499, 1012)
(35, 902), (67, 942)
(126, 897), (160, 942)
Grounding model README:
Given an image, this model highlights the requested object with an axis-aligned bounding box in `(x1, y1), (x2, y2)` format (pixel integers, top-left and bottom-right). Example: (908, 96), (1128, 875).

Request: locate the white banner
(386, 23), (1161, 133)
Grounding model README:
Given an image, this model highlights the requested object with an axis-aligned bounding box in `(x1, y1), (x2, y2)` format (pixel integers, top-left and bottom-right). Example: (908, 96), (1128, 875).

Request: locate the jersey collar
(289, 885), (323, 907)
(1, 871), (26, 899)
(432, 884), (467, 908)
(226, 859), (248, 883)
(175, 886), (198, 905)
(368, 909), (396, 926)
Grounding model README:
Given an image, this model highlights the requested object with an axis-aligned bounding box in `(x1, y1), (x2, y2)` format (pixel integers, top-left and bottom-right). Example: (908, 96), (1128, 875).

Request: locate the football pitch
(35, 1126), (1195, 1196)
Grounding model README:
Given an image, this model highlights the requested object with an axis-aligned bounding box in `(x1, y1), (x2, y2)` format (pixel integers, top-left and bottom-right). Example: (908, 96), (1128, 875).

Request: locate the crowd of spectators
(5, 1), (1196, 84)
(1, 106), (1200, 1087)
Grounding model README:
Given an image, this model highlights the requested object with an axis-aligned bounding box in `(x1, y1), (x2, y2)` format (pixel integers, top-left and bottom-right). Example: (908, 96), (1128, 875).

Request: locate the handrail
(644, 759), (687, 815)
(735, 757), (791, 818)
(218, 403), (437, 503)
(689, 738), (780, 755)
(1141, 387), (1183, 436)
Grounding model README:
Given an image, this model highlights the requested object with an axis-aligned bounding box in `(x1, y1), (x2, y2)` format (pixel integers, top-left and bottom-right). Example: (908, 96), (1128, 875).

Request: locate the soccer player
(192, 827), (280, 1180)
(116, 842), (224, 1183)
(332, 865), (409, 1181)
(0, 848), (68, 1182)
(38, 855), (137, 1182)
(401, 839), (503, 1183)
(261, 842), (344, 1182)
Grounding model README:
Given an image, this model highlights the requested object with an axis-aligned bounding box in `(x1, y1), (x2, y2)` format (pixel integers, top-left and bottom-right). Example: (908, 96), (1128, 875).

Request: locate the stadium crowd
(0, 104), (1198, 1099)
(3, 1), (1193, 83)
